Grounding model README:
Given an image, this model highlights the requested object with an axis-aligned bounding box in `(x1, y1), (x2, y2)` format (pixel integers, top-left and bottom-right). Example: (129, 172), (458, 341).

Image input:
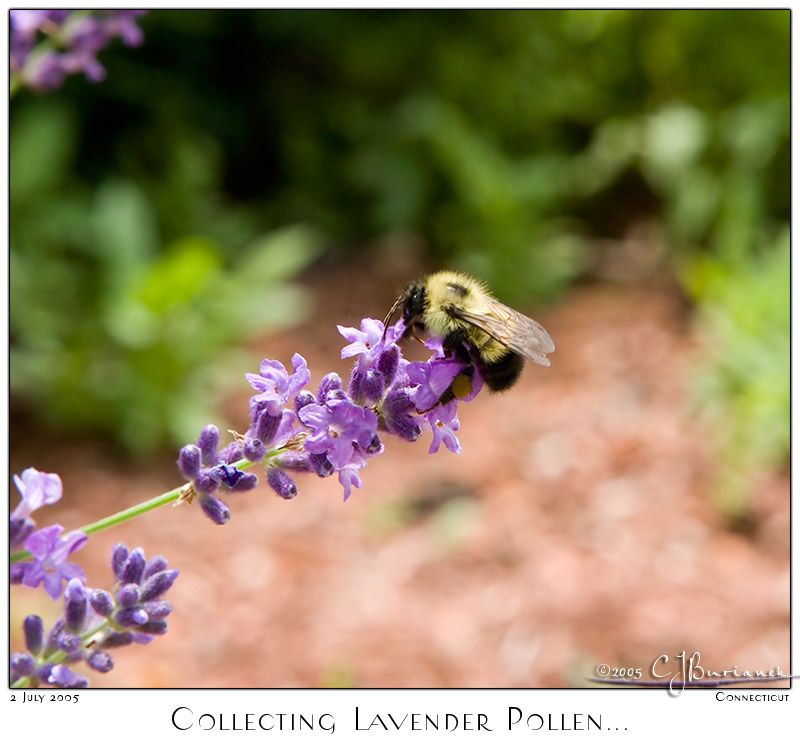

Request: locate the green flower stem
(9, 74), (24, 98)
(9, 458), (257, 564)
(75, 486), (189, 536)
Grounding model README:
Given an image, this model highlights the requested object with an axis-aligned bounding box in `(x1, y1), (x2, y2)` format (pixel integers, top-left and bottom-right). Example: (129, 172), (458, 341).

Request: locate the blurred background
(9, 9), (789, 687)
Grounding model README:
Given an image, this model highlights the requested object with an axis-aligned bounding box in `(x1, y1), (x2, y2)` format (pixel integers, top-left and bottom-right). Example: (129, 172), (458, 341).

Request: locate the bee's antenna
(381, 292), (405, 341)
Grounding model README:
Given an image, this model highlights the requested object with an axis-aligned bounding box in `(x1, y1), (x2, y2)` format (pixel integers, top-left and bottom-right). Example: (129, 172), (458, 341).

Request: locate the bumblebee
(384, 270), (554, 396)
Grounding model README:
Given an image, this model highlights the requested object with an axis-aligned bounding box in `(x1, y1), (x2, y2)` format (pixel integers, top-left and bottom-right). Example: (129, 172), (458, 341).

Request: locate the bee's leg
(416, 362), (474, 413)
(411, 322), (427, 345)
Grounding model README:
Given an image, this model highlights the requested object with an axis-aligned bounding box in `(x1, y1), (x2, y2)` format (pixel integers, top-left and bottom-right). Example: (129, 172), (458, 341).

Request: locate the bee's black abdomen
(442, 325), (470, 352)
(479, 350), (525, 392)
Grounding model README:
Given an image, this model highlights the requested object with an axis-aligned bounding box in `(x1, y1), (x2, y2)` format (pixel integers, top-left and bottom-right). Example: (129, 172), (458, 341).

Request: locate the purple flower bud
(98, 631), (134, 649)
(139, 569), (180, 602)
(10, 562), (26, 584)
(120, 547), (146, 585)
(348, 367), (364, 400)
(197, 425), (220, 466)
(243, 438), (266, 462)
(116, 583), (141, 609)
(309, 452), (334, 478)
(143, 555), (168, 579)
(110, 543), (130, 581)
(10, 517), (35, 550)
(219, 441), (244, 463)
(136, 619), (168, 636)
(178, 444), (201, 479)
(142, 600), (172, 620)
(10, 653), (36, 680)
(114, 607), (149, 627)
(228, 472), (258, 492)
(382, 385), (415, 416)
(195, 469), (221, 494)
(87, 650), (114, 673)
(48, 664), (88, 689)
(198, 494), (230, 525)
(274, 451), (313, 473)
(317, 373), (343, 403)
(295, 390), (316, 411)
(36, 662), (55, 683)
(114, 10), (147, 47)
(64, 578), (88, 633)
(384, 412), (422, 442)
(23, 615), (44, 655)
(26, 50), (68, 91)
(253, 405), (282, 445)
(57, 631), (81, 654)
(90, 588), (115, 618)
(350, 367), (384, 404)
(266, 467), (298, 500)
(129, 608), (150, 626)
(44, 618), (65, 657)
(382, 386), (422, 441)
(377, 345), (400, 385)
(364, 434), (383, 455)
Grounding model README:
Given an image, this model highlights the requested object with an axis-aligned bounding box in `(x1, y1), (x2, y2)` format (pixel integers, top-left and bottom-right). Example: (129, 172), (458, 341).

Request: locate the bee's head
(382, 280), (427, 338)
(400, 281), (427, 324)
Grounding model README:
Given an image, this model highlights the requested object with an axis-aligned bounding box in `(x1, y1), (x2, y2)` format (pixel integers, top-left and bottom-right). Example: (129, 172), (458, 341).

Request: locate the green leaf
(10, 99), (77, 203)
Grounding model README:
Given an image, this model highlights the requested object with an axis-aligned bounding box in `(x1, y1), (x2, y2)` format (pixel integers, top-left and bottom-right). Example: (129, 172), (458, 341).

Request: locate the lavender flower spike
(171, 312), (494, 503)
(10, 10), (148, 93)
(15, 545), (179, 687)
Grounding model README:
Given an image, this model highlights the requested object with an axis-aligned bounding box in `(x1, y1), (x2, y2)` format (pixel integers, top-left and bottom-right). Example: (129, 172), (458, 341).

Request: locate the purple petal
(48, 664), (89, 688)
(24, 524), (63, 559)
(12, 468), (63, 519)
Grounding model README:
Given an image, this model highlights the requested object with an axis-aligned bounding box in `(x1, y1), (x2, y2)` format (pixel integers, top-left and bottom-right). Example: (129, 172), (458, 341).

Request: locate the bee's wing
(453, 300), (555, 367)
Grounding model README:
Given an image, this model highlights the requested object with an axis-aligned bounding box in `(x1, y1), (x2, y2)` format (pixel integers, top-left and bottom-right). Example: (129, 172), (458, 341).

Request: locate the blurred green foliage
(10, 95), (321, 452)
(10, 9), (788, 488)
(685, 229), (789, 515)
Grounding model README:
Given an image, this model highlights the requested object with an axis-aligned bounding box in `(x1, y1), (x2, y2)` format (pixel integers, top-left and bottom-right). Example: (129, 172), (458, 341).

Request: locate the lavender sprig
(10, 544), (178, 688)
(9, 10), (147, 95)
(177, 316), (483, 513)
(10, 316), (483, 553)
(10, 314), (487, 686)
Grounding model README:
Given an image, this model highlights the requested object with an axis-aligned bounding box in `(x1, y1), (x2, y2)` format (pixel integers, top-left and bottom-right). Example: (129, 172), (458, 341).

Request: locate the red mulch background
(9, 247), (790, 688)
